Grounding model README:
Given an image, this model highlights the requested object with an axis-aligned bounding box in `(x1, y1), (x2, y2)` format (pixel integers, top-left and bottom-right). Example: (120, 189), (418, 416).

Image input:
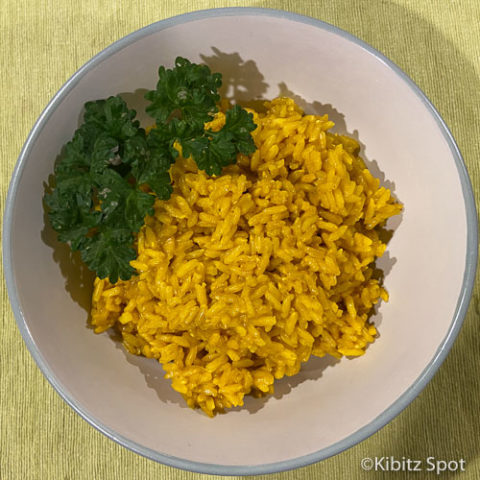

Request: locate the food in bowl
(45, 58), (402, 416)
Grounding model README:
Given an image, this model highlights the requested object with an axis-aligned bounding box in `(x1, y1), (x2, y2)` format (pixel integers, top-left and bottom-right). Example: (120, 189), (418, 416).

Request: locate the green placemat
(1, 1), (479, 479)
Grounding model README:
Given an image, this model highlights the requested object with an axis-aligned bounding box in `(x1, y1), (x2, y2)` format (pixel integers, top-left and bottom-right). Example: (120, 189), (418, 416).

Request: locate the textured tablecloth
(1, 1), (479, 479)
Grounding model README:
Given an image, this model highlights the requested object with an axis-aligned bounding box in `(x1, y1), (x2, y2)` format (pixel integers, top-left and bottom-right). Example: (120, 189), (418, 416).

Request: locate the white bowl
(3, 7), (477, 475)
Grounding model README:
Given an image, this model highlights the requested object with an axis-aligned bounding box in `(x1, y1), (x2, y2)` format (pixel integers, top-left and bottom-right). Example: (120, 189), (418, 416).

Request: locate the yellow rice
(91, 97), (402, 416)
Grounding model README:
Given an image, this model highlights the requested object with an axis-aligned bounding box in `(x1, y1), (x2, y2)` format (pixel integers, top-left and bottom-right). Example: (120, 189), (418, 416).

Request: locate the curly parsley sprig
(44, 57), (257, 282)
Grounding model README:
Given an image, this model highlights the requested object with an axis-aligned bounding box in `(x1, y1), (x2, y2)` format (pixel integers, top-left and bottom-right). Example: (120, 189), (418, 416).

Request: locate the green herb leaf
(44, 96), (158, 281)
(80, 229), (137, 283)
(222, 104), (258, 156)
(44, 58), (257, 282)
(145, 57), (222, 129)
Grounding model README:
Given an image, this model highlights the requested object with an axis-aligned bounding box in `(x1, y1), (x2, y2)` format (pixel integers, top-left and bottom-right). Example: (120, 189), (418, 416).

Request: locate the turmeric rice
(91, 97), (402, 416)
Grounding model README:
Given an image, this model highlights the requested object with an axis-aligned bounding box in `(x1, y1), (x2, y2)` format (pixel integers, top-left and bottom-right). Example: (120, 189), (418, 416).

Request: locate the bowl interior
(5, 10), (470, 472)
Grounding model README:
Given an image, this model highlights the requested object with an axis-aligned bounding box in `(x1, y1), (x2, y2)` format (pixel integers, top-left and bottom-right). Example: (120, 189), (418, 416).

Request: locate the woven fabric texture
(1, 1), (479, 479)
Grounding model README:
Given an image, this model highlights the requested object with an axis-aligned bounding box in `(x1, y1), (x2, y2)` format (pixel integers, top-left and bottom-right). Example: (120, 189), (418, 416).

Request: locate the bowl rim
(3, 6), (478, 476)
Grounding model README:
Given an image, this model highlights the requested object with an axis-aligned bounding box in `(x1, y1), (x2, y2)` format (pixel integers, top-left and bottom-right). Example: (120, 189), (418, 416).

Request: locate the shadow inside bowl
(105, 325), (342, 416)
(40, 201), (95, 316)
(234, 354), (341, 415)
(106, 329), (190, 409)
(200, 46), (270, 106)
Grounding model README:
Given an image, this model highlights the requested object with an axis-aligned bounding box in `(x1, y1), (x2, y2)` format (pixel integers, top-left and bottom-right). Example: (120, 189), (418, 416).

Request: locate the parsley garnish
(44, 57), (257, 283)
